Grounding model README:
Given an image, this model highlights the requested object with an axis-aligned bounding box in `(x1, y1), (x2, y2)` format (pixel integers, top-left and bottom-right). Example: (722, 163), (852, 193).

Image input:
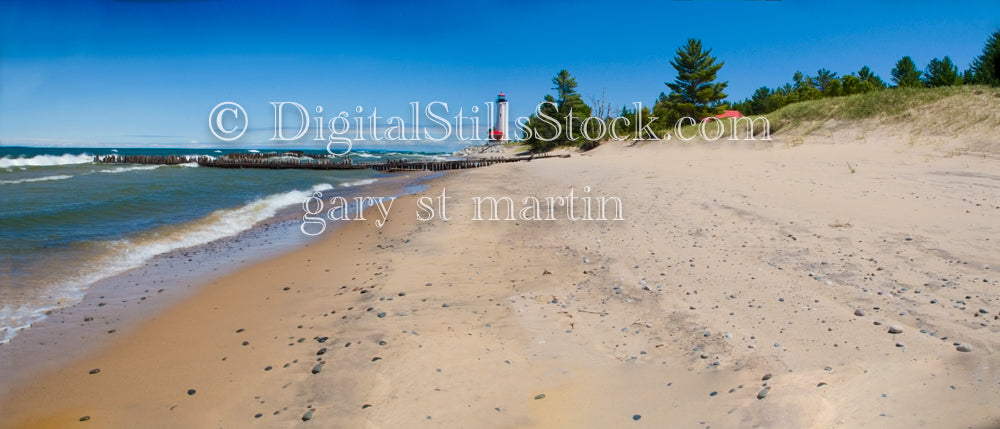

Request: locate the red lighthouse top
(498, 91), (505, 97)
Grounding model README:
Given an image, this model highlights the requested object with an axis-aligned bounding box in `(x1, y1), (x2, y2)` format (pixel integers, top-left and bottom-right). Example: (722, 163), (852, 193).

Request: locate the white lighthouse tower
(490, 91), (508, 144)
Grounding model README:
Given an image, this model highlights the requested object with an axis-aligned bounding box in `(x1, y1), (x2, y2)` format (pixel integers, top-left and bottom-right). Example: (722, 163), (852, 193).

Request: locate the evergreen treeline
(519, 29), (1000, 151)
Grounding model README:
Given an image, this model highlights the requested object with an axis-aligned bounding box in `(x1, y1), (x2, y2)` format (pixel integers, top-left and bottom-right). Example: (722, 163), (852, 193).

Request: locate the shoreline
(0, 171), (434, 406)
(2, 140), (998, 428)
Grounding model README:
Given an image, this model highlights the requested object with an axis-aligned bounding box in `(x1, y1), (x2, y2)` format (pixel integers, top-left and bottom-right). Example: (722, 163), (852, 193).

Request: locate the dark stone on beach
(709, 391), (718, 396)
(762, 373), (772, 381)
(854, 309), (865, 317)
(301, 410), (314, 421)
(398, 292), (406, 296)
(316, 348), (327, 355)
(377, 312), (386, 318)
(242, 341), (249, 346)
(236, 328), (244, 333)
(362, 404), (372, 409)
(312, 363), (324, 374)
(317, 336), (328, 343)
(264, 366), (272, 371)
(283, 287), (290, 291)
(896, 342), (905, 347)
(757, 387), (770, 400)
(378, 340), (387, 346)
(956, 344), (973, 352)
(633, 414), (641, 421)
(84, 317), (93, 322)
(534, 393), (546, 400)
(888, 325), (903, 334)
(79, 416), (90, 422)
(187, 389), (196, 396)
(88, 368), (100, 375)
(107, 329), (116, 334)
(817, 382), (828, 387)
(442, 303), (450, 308)
(254, 413), (262, 418)
(372, 357), (382, 362)
(542, 270), (551, 275)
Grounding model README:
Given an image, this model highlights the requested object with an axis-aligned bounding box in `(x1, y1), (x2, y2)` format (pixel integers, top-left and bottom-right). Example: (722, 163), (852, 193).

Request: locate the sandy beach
(1, 123), (998, 428)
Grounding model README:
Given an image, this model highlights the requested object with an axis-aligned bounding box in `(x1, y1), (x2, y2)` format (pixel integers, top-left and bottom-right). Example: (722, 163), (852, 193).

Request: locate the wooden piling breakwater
(94, 154), (202, 165)
(94, 152), (569, 172)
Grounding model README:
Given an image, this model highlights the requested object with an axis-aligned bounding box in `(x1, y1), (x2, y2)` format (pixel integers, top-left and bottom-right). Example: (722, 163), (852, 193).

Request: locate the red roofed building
(703, 110), (744, 121)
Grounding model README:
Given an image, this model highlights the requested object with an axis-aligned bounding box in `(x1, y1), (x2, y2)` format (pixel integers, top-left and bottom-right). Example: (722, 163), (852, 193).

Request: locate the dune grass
(768, 85), (1000, 133)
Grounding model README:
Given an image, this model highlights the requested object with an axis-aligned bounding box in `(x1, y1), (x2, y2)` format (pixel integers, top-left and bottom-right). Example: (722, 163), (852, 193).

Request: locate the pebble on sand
(956, 344), (973, 352)
(88, 368), (100, 375)
(187, 389), (196, 396)
(888, 325), (903, 334)
(854, 309), (865, 317)
(633, 414), (641, 421)
(301, 410), (314, 421)
(79, 416), (90, 422)
(534, 394), (546, 400)
(312, 363), (324, 374)
(757, 387), (770, 400)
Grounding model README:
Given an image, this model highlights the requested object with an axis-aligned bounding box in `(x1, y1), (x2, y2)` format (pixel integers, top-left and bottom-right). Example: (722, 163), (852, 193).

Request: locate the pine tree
(970, 30), (1000, 86)
(552, 70), (578, 107)
(665, 39), (728, 119)
(891, 56), (923, 88)
(521, 70), (594, 151)
(651, 92), (680, 134)
(857, 66), (887, 90)
(813, 68), (839, 95)
(924, 56), (962, 87)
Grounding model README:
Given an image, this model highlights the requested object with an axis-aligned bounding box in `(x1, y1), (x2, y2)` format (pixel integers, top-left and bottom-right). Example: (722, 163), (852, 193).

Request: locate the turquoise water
(0, 146), (446, 344)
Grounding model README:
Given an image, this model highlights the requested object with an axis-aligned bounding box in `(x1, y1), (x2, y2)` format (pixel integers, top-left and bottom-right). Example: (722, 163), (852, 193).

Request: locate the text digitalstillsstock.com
(300, 187), (624, 235)
(210, 101), (772, 151)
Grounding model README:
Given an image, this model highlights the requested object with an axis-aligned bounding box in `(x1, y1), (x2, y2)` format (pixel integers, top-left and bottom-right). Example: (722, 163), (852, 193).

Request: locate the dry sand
(1, 133), (999, 428)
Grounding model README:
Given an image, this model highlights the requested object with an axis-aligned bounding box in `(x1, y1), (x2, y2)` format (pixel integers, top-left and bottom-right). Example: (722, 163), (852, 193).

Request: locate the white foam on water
(0, 153), (93, 168)
(0, 183), (336, 345)
(0, 174), (74, 185)
(99, 165), (164, 174)
(340, 178), (378, 187)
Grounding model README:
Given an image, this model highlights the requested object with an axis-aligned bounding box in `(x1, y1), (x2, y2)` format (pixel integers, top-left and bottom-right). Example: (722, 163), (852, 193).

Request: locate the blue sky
(1, 0), (998, 150)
